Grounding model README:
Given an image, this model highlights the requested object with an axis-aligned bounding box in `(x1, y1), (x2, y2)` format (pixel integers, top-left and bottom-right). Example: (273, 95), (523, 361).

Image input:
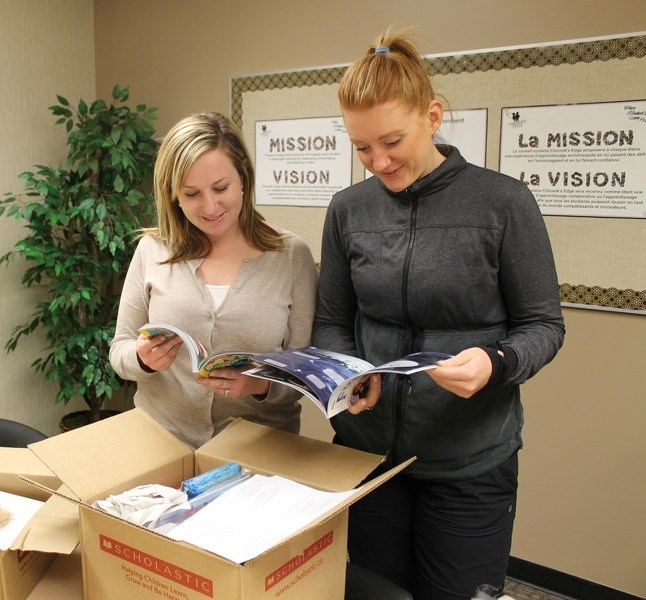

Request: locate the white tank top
(205, 284), (230, 312)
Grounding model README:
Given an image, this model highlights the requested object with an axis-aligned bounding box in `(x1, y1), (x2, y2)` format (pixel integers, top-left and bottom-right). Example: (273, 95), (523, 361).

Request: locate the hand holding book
(138, 323), (452, 417)
(138, 323), (255, 378)
(136, 325), (185, 373)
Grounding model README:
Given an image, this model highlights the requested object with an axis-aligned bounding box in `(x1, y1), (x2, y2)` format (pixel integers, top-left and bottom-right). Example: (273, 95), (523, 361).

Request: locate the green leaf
(89, 99), (108, 114)
(50, 105), (73, 118)
(110, 127), (121, 145)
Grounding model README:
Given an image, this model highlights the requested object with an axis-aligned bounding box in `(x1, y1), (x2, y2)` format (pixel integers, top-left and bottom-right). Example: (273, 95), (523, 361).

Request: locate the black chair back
(0, 418), (48, 447)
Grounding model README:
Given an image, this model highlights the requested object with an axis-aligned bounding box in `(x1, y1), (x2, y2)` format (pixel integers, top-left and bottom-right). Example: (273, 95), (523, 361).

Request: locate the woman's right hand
(136, 333), (183, 372)
(347, 374), (381, 414)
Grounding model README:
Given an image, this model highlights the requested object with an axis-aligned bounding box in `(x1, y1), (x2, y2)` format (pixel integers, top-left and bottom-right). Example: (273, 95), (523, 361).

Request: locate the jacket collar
(383, 144), (467, 199)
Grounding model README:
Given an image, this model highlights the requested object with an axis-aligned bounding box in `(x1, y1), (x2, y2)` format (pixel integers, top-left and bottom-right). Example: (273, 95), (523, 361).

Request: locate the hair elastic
(374, 46), (390, 53)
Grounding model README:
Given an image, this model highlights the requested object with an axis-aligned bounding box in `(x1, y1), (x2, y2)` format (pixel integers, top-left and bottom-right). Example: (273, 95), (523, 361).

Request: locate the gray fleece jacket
(313, 145), (565, 481)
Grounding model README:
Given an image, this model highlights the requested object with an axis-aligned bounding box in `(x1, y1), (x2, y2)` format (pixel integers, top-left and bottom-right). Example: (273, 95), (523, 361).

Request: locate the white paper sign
(255, 117), (352, 206)
(437, 108), (488, 167)
(499, 101), (646, 218)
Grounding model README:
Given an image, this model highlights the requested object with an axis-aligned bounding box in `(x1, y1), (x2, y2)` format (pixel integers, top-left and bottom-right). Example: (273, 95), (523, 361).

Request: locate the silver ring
(224, 388), (230, 397)
(365, 406), (373, 411)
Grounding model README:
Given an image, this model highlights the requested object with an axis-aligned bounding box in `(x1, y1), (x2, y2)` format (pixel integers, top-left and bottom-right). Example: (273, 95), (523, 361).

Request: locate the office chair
(345, 563), (413, 600)
(0, 418), (48, 447)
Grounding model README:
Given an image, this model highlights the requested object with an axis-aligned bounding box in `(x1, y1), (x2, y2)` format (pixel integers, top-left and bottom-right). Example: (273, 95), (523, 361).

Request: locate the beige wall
(515, 307), (645, 592)
(93, 0), (646, 135)
(1, 0), (643, 595)
(0, 0), (96, 433)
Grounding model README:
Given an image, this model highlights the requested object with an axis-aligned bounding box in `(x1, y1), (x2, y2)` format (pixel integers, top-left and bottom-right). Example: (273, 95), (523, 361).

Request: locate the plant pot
(59, 409), (122, 433)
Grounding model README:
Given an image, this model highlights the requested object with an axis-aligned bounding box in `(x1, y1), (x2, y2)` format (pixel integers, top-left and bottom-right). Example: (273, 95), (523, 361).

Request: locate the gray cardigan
(313, 146), (565, 480)
(110, 232), (318, 450)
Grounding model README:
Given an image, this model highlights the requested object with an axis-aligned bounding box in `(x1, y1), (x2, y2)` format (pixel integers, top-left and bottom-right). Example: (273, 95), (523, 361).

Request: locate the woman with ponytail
(313, 28), (564, 599)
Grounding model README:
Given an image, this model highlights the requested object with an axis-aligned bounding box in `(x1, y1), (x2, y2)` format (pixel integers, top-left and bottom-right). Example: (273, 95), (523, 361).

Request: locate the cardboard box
(0, 448), (78, 600)
(27, 408), (412, 600)
(0, 448), (61, 502)
(26, 546), (83, 600)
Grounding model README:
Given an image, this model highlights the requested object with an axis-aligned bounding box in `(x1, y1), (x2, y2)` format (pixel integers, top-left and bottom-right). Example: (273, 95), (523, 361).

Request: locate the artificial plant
(0, 85), (158, 424)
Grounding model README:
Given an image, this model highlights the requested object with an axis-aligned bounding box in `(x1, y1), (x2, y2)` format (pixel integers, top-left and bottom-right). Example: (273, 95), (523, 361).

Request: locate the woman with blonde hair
(313, 29), (564, 598)
(111, 112), (318, 449)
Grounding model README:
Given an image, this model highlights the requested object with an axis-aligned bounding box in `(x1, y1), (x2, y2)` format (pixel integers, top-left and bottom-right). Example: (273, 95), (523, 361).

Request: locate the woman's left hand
(427, 347), (492, 398)
(197, 366), (270, 398)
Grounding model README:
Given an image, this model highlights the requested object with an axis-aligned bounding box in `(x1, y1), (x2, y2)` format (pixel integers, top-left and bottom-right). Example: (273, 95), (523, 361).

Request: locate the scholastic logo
(99, 534), (213, 597)
(264, 531), (334, 591)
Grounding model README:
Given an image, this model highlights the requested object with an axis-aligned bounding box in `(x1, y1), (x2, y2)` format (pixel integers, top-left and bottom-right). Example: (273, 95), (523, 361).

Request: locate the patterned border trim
(231, 67), (346, 129)
(231, 35), (646, 314)
(425, 34), (646, 75)
(231, 34), (646, 127)
(560, 284), (646, 312)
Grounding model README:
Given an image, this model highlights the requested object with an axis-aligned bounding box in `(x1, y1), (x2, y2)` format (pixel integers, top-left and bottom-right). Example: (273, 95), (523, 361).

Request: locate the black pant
(347, 452), (518, 600)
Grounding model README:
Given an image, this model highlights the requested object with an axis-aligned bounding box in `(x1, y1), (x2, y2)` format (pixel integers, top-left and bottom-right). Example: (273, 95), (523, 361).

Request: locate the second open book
(139, 323), (451, 418)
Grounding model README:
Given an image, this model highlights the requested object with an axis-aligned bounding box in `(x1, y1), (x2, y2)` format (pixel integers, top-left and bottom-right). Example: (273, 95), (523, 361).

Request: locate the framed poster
(499, 100), (646, 218)
(254, 116), (351, 206)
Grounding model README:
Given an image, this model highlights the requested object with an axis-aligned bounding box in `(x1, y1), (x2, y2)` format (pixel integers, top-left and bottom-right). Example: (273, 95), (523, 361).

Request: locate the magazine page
(368, 351), (452, 375)
(198, 352), (256, 377)
(327, 351), (453, 415)
(138, 322), (207, 370)
(242, 365), (318, 397)
(243, 364), (328, 413)
(244, 347), (375, 416)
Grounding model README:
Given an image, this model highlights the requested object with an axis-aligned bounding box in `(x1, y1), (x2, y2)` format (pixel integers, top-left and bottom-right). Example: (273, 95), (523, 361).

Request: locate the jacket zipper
(392, 191), (418, 464)
(401, 192), (418, 325)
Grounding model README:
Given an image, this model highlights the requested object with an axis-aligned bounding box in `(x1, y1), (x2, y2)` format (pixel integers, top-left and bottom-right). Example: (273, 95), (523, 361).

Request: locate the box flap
(11, 488), (79, 554)
(27, 408), (192, 501)
(260, 456), (417, 559)
(197, 419), (385, 492)
(0, 447), (61, 501)
(313, 456), (416, 528)
(348, 456), (415, 503)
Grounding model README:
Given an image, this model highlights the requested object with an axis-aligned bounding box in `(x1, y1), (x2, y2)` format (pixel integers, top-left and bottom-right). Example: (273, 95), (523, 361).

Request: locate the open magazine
(138, 323), (255, 378)
(243, 347), (452, 418)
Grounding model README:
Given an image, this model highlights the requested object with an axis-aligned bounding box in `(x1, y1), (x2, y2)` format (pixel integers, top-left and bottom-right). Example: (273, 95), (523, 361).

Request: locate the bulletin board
(231, 33), (646, 314)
